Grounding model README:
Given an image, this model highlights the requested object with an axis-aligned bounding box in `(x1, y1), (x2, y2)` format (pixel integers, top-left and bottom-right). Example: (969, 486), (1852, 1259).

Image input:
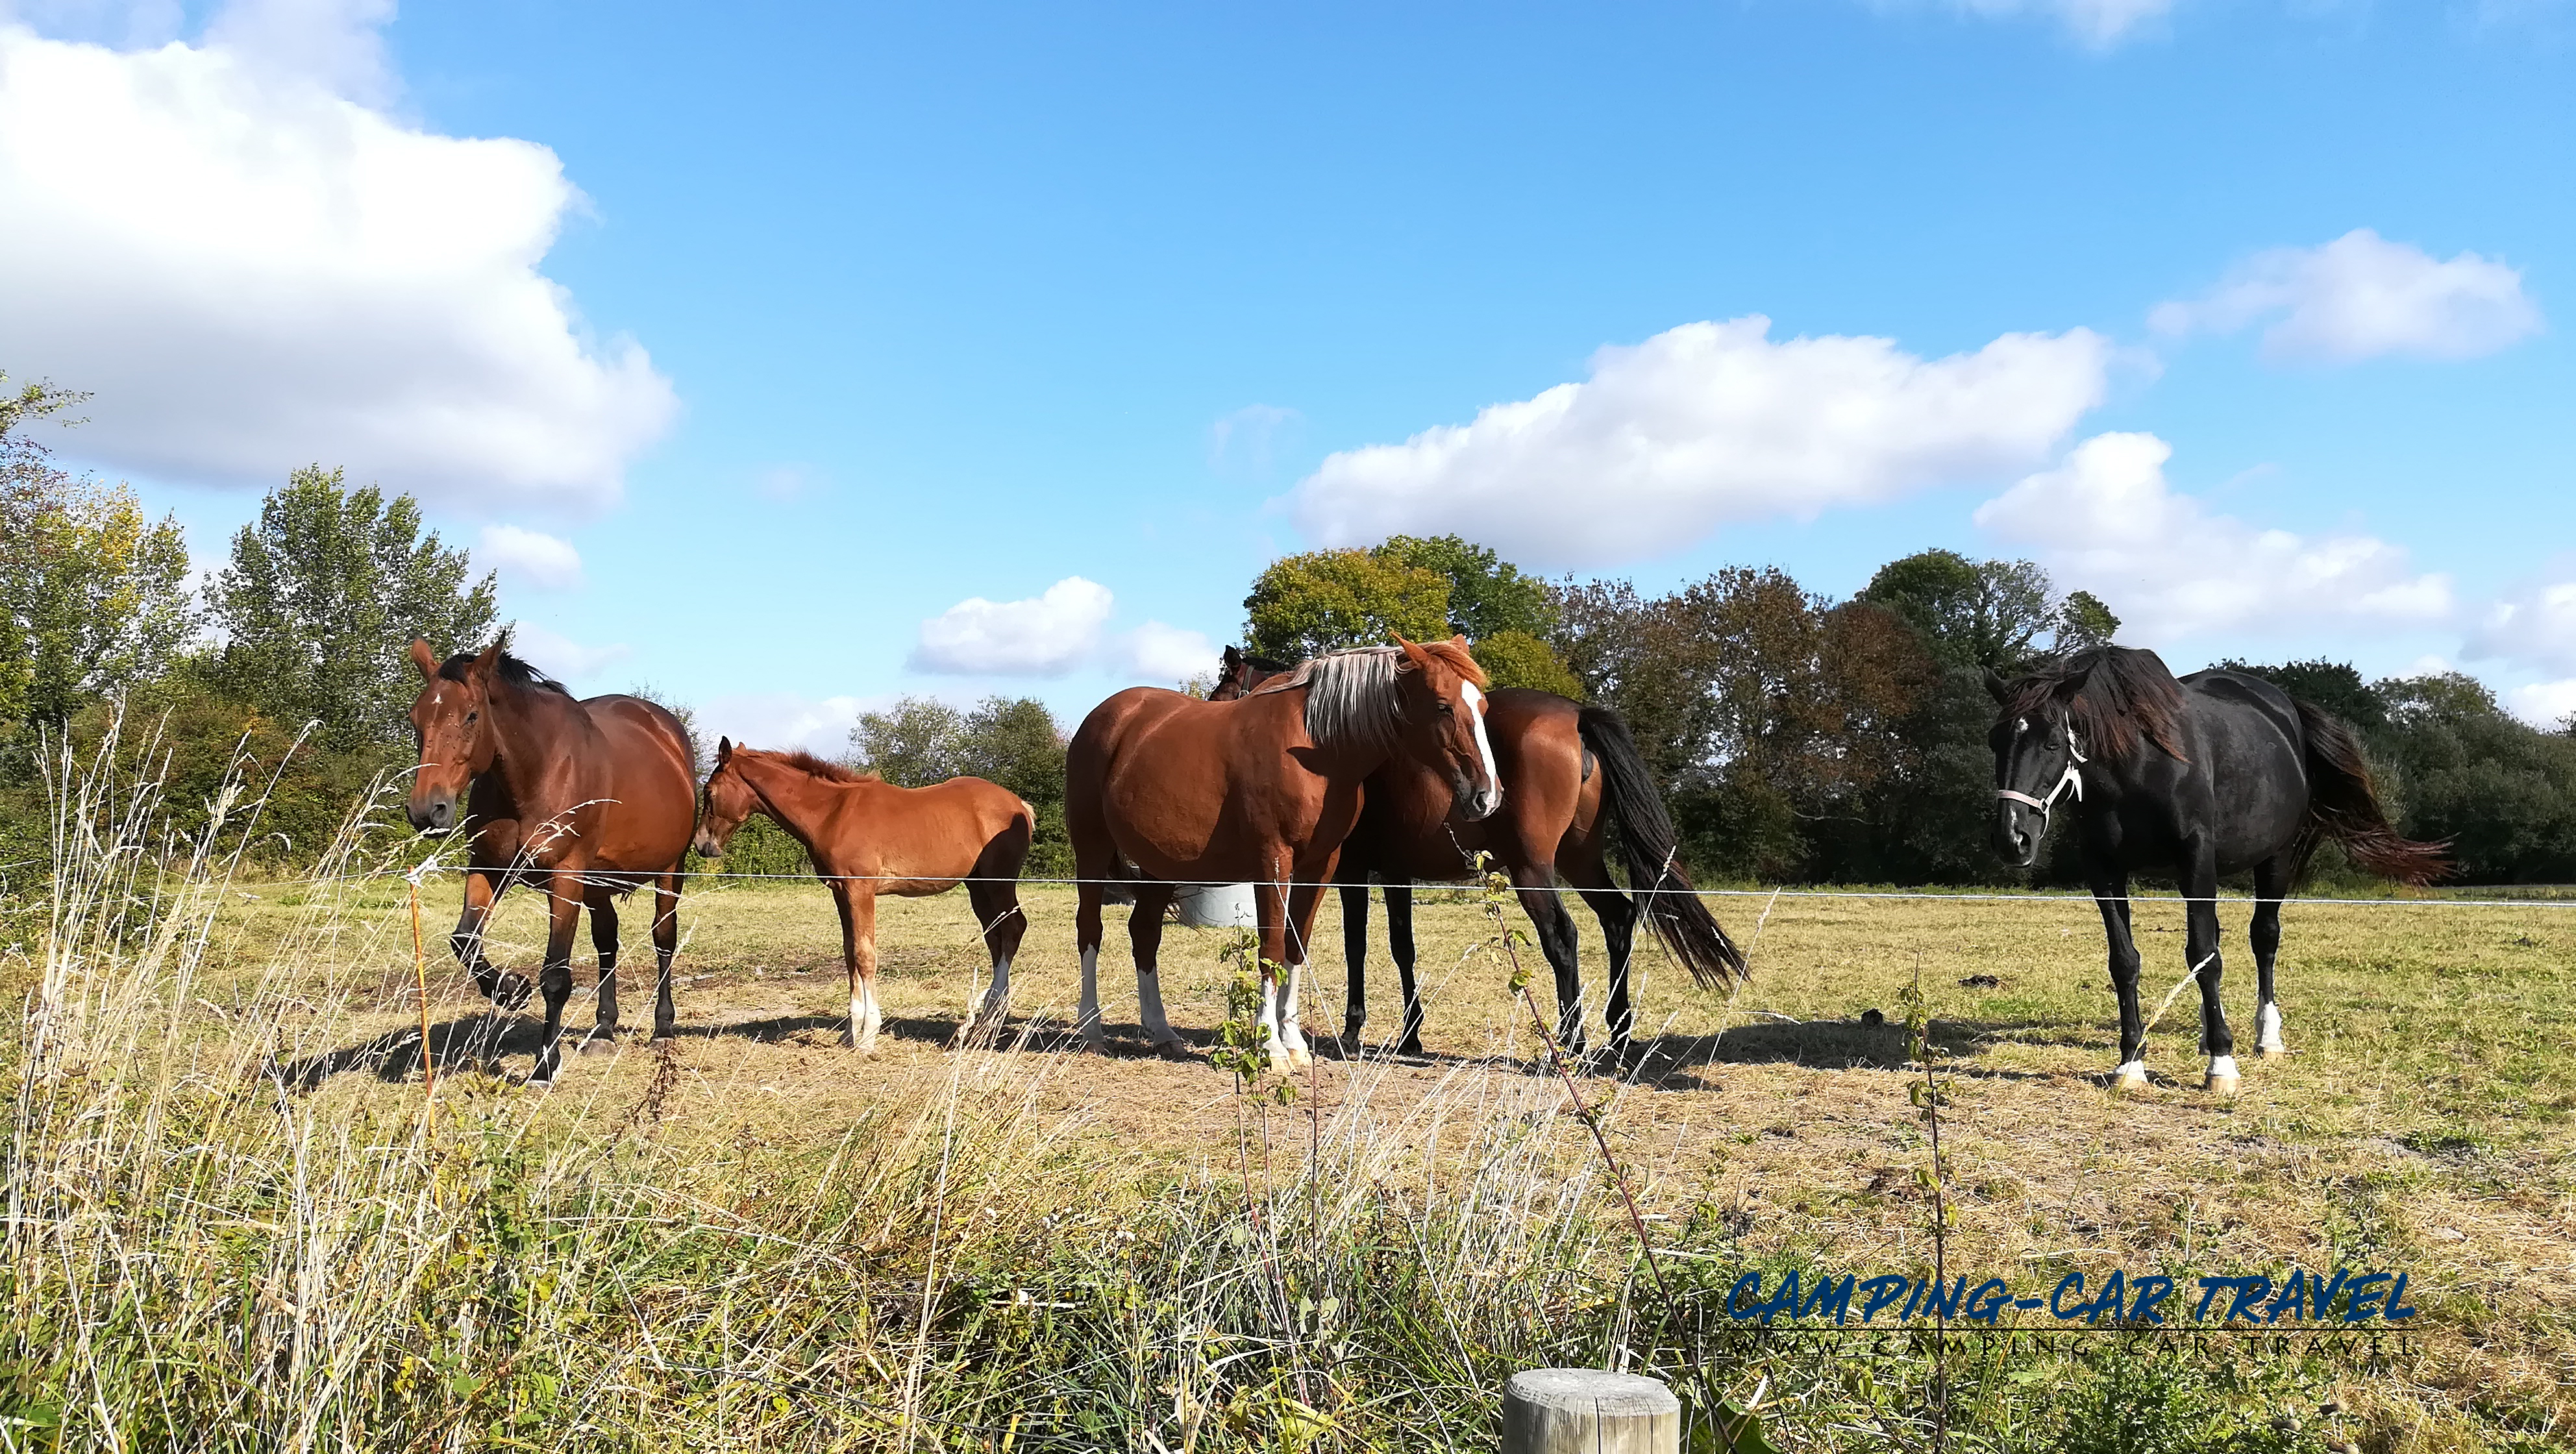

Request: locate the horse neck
(728, 753), (849, 850)
(1265, 684), (1397, 779)
(482, 678), (589, 808)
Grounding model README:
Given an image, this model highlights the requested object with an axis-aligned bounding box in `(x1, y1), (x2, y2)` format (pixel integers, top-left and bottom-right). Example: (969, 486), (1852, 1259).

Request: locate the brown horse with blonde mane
(1213, 645), (1745, 1063)
(691, 740), (1034, 1050)
(404, 636), (697, 1087)
(1068, 636), (1502, 1072)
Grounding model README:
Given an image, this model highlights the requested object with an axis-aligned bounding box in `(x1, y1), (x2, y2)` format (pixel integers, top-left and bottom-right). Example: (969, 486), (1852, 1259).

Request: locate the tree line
(7, 369), (2570, 887)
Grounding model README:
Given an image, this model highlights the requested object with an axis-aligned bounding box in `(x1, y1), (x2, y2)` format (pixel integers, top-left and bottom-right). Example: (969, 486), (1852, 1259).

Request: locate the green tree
(1859, 550), (2061, 671)
(850, 697), (970, 786)
(206, 467), (496, 748)
(2216, 658), (2387, 735)
(2057, 590), (2120, 652)
(1243, 548), (1452, 661)
(1468, 628), (1583, 697)
(1, 376), (193, 735)
(1374, 534), (1557, 639)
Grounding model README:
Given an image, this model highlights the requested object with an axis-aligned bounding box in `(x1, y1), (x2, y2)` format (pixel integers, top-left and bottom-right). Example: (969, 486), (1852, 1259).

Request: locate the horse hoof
(2110, 1063), (2149, 1095)
(1395, 1037), (1424, 1058)
(2206, 1073), (2242, 1096)
(579, 1035), (619, 1057)
(2257, 1044), (2286, 1061)
(491, 974), (533, 1011)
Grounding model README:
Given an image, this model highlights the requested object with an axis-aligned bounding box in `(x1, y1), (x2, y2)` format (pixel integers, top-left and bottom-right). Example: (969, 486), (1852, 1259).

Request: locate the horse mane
(2002, 645), (2189, 761)
(439, 648), (571, 697)
(1271, 642), (1489, 754)
(759, 746), (879, 784)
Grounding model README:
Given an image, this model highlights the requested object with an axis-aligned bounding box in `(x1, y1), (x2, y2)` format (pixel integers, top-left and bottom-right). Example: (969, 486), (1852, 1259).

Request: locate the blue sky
(4, 0), (2570, 749)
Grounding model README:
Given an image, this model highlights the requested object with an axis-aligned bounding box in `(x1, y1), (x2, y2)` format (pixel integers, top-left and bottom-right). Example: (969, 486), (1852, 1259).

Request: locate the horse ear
(408, 637), (440, 680)
(1389, 633), (1430, 673)
(1222, 645), (1243, 672)
(471, 637), (505, 679)
(1983, 666), (2010, 703)
(715, 736), (732, 763)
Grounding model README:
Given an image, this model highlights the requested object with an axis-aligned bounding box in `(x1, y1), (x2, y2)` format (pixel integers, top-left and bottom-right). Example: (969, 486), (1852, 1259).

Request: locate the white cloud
(2466, 565), (2576, 676)
(2505, 680), (2576, 728)
(0, 8), (678, 513)
(477, 524), (583, 591)
(1940, 0), (2174, 47)
(1209, 404), (1302, 476)
(1974, 432), (2453, 639)
(699, 691), (883, 758)
(910, 577), (1116, 676)
(509, 622), (628, 684)
(1118, 622), (1219, 685)
(1282, 317), (2114, 569)
(2150, 229), (2542, 364)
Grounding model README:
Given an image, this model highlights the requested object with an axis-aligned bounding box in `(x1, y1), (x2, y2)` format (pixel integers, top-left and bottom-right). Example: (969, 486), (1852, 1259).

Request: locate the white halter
(1997, 731), (2087, 820)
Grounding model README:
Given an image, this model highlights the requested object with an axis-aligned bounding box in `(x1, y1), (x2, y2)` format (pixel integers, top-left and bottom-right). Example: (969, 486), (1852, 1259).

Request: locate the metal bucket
(1172, 882), (1257, 929)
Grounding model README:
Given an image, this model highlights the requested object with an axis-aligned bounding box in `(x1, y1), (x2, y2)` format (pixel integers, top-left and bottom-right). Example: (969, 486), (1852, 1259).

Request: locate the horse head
(692, 737), (752, 859)
(404, 637), (505, 834)
(1985, 663), (2089, 868)
(1210, 645), (1288, 702)
(1391, 634), (1504, 822)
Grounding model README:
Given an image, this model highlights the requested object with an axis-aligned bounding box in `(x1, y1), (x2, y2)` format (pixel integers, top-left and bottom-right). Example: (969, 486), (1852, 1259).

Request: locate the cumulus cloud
(1209, 404), (1302, 477)
(1940, 0), (2173, 47)
(1118, 622), (1219, 685)
(0, 7), (678, 513)
(2466, 564), (2576, 677)
(2505, 680), (2576, 729)
(509, 622), (629, 684)
(477, 524), (583, 591)
(1974, 432), (2453, 639)
(911, 577), (1117, 676)
(2151, 230), (2542, 364)
(1282, 317), (2114, 569)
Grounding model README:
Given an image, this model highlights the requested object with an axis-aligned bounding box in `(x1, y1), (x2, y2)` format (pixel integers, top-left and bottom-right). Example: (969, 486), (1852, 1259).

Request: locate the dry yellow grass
(214, 870), (2576, 1442)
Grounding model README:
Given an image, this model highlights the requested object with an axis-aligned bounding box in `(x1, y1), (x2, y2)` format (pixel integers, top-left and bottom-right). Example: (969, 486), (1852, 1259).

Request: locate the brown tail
(2294, 701), (2447, 885)
(1578, 706), (1748, 988)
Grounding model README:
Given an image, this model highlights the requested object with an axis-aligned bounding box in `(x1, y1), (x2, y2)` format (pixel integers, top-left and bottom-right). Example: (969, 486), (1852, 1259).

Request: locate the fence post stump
(1502, 1368), (1680, 1454)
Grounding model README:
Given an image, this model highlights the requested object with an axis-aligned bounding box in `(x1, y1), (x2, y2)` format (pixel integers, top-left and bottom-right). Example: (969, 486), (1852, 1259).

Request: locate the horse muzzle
(1992, 804), (2041, 868)
(408, 793), (456, 835)
(690, 831), (725, 860)
(1459, 783), (1504, 822)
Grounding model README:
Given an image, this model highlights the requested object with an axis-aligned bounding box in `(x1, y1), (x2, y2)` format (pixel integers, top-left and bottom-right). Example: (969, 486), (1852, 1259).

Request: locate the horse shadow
(1628, 1013), (2076, 1092)
(270, 1011), (541, 1092)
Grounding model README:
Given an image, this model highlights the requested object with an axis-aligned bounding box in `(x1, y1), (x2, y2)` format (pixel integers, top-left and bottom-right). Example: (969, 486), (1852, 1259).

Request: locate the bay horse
(1213, 646), (1745, 1063)
(1068, 637), (1502, 1074)
(1987, 646), (2445, 1095)
(689, 740), (1033, 1050)
(404, 637), (697, 1087)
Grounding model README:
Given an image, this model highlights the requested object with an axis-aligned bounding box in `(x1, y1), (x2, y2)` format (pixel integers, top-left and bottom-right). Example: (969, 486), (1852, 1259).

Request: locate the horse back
(824, 776), (1032, 886)
(2174, 671), (2311, 872)
(565, 694), (697, 872)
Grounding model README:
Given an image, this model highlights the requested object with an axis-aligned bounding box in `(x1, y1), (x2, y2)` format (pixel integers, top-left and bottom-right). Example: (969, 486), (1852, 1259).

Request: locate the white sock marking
(2257, 1002), (2285, 1052)
(1138, 970), (1175, 1044)
(2112, 1059), (2147, 1085)
(2206, 1054), (2239, 1079)
(1255, 967), (1282, 1057)
(1278, 961), (1309, 1057)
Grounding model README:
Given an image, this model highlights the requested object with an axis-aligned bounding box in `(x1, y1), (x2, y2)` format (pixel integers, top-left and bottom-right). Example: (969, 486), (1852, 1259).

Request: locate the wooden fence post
(1502, 1368), (1680, 1454)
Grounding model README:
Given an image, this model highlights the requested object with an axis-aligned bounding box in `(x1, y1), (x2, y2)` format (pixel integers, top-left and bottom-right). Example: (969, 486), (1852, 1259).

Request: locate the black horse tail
(2294, 701), (2448, 886)
(1577, 706), (1748, 989)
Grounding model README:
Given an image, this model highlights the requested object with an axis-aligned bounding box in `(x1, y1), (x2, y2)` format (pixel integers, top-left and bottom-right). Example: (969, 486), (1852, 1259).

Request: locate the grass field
(8, 789), (2574, 1450)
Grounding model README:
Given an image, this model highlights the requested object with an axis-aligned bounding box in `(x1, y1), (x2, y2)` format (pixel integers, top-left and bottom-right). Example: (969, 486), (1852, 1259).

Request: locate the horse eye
(465, 711), (478, 724)
(1438, 702), (1454, 715)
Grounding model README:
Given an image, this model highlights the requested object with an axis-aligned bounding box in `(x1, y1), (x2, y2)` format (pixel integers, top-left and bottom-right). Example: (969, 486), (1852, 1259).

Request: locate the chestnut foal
(691, 740), (1034, 1050)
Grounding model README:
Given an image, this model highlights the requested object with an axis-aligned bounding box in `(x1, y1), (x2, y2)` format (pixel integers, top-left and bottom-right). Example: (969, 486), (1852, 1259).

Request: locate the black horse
(1988, 647), (2444, 1094)
(1213, 646), (1744, 1065)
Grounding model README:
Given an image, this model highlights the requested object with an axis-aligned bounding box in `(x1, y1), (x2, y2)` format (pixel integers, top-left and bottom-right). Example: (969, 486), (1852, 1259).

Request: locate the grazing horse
(690, 740), (1034, 1050)
(1068, 637), (1502, 1073)
(1988, 647), (2445, 1095)
(1213, 646), (1744, 1062)
(404, 637), (697, 1086)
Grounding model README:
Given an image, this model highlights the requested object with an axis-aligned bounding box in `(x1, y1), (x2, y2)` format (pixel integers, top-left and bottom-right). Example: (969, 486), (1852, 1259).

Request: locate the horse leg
(1130, 885), (1183, 1052)
(833, 881), (882, 1052)
(2251, 853), (2292, 1059)
(2185, 849), (2237, 1095)
(650, 869), (683, 1041)
(1075, 876), (1108, 1052)
(1564, 849), (1641, 1066)
(1338, 869), (1370, 1046)
(1274, 878), (1326, 1070)
(582, 883), (621, 1052)
(1384, 883), (1424, 1057)
(528, 881), (584, 1087)
(450, 868), (530, 1011)
(1511, 865), (1586, 1063)
(958, 872), (1028, 1045)
(2093, 869), (2148, 1094)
